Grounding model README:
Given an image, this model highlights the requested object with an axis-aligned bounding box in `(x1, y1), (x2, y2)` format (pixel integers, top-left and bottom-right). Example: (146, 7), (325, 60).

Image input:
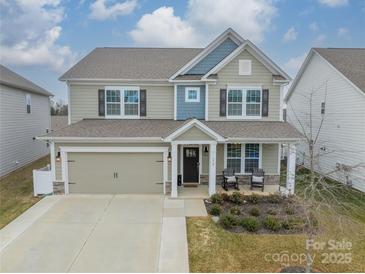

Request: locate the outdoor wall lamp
(56, 151), (61, 162)
(204, 146), (209, 153)
(167, 151), (172, 161)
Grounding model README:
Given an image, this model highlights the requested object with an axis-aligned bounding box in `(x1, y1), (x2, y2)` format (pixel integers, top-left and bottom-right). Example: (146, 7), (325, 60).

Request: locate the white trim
(184, 87), (200, 102)
(169, 28), (245, 80)
(285, 50), (365, 103)
(238, 59), (252, 75)
(66, 81), (71, 125)
(171, 143), (178, 197)
(169, 79), (216, 83)
(227, 138), (302, 143)
(226, 86), (262, 120)
(224, 143), (227, 168)
(59, 146), (168, 195)
(199, 144), (202, 180)
(277, 143), (282, 174)
(172, 140), (218, 145)
(202, 41), (291, 81)
(37, 136), (163, 142)
(50, 142), (56, 183)
(205, 83), (209, 121)
(163, 151), (168, 195)
(279, 84), (284, 121)
(105, 86), (140, 119)
(259, 143), (263, 169)
(164, 119), (226, 142)
(208, 142), (217, 196)
(174, 83), (177, 120)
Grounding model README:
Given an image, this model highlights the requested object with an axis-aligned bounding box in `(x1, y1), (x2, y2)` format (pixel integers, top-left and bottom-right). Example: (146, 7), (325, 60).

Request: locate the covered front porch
(164, 119), (299, 198)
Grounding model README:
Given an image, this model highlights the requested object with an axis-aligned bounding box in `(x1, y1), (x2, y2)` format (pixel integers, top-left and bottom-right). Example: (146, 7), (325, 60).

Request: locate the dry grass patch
(0, 156), (49, 228)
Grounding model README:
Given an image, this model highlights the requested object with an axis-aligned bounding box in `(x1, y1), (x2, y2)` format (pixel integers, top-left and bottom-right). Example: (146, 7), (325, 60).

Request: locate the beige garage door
(68, 152), (163, 194)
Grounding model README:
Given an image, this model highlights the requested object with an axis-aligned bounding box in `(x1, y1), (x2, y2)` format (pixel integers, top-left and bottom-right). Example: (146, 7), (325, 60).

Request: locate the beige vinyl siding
(287, 53), (365, 192)
(201, 144), (225, 174)
(69, 83), (174, 124)
(53, 142), (170, 181)
(175, 126), (214, 141)
(208, 49), (280, 121)
(0, 85), (50, 177)
(262, 144), (279, 174)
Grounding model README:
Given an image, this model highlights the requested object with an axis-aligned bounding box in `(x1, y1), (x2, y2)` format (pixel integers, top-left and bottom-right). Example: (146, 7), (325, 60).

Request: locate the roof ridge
(96, 47), (204, 50)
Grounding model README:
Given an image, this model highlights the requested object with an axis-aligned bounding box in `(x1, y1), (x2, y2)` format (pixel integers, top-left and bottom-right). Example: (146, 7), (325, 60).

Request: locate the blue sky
(1, 0), (364, 102)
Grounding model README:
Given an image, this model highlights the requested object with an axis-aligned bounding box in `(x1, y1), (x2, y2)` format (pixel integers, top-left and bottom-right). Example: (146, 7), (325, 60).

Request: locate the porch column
(286, 143), (297, 194)
(171, 142), (178, 198)
(209, 142), (217, 196)
(50, 141), (56, 182)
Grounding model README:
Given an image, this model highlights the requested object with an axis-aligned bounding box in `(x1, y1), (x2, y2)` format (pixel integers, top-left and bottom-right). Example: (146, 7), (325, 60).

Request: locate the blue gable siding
(176, 85), (205, 120)
(187, 38), (238, 75)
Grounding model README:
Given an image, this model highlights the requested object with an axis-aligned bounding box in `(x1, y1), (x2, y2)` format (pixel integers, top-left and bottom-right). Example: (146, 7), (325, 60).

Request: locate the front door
(183, 147), (199, 183)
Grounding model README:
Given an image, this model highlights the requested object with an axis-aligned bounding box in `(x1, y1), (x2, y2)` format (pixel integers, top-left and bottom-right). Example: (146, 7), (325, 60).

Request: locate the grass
(187, 167), (365, 272)
(0, 156), (49, 229)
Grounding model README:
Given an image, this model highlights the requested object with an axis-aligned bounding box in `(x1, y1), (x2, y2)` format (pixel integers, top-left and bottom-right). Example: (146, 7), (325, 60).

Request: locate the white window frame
(105, 86), (140, 119)
(239, 59), (252, 75)
(227, 86), (262, 119)
(225, 143), (262, 175)
(185, 87), (200, 103)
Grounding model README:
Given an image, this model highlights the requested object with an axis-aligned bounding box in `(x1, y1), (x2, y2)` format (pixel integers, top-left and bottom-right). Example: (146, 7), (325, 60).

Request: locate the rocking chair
(222, 168), (239, 191)
(250, 168), (265, 192)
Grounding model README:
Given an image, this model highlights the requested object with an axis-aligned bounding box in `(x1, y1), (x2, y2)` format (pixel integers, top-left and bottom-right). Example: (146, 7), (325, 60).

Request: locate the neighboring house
(38, 28), (302, 197)
(0, 65), (53, 177)
(285, 48), (365, 192)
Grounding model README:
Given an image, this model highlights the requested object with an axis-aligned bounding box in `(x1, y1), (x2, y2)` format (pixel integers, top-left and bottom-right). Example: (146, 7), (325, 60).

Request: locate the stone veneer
(200, 175), (280, 185)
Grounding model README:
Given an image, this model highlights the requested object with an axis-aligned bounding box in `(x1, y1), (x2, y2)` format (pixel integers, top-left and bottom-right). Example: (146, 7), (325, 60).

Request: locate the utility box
(33, 165), (53, 196)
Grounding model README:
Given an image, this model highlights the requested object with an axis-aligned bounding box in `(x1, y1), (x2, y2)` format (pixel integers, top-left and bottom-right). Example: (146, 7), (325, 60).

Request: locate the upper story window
(227, 87), (261, 119)
(25, 94), (31, 113)
(105, 87), (139, 118)
(226, 143), (260, 174)
(321, 102), (325, 115)
(185, 87), (200, 102)
(239, 59), (252, 75)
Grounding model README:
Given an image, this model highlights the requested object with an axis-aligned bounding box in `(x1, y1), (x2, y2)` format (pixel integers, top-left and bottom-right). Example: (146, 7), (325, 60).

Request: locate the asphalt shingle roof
(314, 48), (365, 93)
(43, 119), (303, 140)
(59, 48), (203, 80)
(0, 65), (53, 96)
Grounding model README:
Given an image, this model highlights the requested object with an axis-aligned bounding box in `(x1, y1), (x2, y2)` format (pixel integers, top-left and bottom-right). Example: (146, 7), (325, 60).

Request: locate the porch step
(183, 183), (199, 188)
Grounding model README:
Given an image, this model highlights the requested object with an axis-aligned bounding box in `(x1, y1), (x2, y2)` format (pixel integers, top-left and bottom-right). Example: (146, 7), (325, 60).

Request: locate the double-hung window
(105, 87), (139, 118)
(226, 143), (261, 173)
(227, 87), (261, 119)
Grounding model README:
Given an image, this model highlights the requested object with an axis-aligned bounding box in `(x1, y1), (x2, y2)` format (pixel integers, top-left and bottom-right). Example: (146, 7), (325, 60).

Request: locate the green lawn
(187, 168), (365, 272)
(0, 156), (49, 229)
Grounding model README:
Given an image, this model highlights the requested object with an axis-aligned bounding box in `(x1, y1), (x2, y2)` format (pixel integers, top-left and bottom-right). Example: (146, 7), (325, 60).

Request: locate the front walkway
(177, 184), (281, 198)
(0, 195), (207, 272)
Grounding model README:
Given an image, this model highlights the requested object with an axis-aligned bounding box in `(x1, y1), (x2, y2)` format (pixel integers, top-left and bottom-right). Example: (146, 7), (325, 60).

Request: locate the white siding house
(0, 65), (53, 177)
(285, 48), (365, 192)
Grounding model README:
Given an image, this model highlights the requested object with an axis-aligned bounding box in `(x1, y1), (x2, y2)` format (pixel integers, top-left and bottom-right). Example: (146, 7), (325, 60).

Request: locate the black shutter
(220, 89), (227, 117)
(140, 89), (146, 116)
(262, 89), (269, 117)
(98, 89), (105, 116)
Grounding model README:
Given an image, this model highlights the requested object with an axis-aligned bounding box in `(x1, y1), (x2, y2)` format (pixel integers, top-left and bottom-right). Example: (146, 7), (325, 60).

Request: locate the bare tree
(51, 98), (68, 116)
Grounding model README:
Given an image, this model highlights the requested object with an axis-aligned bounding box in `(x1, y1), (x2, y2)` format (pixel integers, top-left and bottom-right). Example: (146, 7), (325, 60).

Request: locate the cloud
(89, 0), (137, 20)
(337, 27), (350, 39)
(283, 27), (298, 42)
(0, 0), (75, 72)
(318, 0), (349, 7)
(309, 22), (319, 32)
(130, 0), (277, 47)
(284, 52), (307, 76)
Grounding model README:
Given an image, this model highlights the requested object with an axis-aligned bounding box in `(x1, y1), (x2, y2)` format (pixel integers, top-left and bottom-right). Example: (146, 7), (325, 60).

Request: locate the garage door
(67, 152), (163, 194)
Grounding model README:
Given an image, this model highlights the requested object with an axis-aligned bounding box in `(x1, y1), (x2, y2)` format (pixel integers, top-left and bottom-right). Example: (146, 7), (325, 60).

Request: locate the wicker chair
(250, 168), (265, 192)
(222, 168), (239, 191)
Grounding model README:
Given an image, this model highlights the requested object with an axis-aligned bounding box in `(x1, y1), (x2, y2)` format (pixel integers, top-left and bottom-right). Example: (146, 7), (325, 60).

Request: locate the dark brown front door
(183, 147), (199, 183)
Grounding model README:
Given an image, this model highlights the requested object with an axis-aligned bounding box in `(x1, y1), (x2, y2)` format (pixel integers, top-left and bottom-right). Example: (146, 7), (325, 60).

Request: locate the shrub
(267, 193), (282, 204)
(230, 191), (243, 205)
(210, 193), (223, 204)
(267, 209), (277, 215)
(219, 214), (239, 228)
(240, 217), (260, 232)
(263, 216), (281, 231)
(247, 193), (259, 204)
(249, 207), (260, 217)
(282, 218), (305, 230)
(230, 206), (241, 215)
(285, 207), (295, 215)
(220, 192), (230, 202)
(209, 204), (221, 216)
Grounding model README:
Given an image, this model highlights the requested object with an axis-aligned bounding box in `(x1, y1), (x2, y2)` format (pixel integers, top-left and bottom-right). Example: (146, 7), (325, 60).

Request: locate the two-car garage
(60, 147), (168, 194)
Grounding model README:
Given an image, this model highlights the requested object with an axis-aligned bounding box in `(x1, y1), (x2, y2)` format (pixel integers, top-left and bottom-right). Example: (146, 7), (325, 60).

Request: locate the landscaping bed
(205, 192), (309, 234)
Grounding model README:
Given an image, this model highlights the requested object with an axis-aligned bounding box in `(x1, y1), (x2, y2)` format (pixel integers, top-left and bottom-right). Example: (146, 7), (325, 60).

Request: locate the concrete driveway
(0, 194), (201, 272)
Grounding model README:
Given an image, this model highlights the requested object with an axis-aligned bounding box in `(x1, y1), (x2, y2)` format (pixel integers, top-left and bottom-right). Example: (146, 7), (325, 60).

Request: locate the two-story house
(38, 28), (302, 197)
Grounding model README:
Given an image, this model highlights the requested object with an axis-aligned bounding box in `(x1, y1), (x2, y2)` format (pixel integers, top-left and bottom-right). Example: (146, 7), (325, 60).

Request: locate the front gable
(174, 126), (214, 141)
(186, 38), (239, 75)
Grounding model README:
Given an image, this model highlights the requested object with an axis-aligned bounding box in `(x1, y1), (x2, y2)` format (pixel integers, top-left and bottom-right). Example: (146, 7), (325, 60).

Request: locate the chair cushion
(252, 176), (264, 183)
(225, 176), (236, 183)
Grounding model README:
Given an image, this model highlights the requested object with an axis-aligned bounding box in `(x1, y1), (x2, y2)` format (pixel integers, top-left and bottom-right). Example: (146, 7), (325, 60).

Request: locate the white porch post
(171, 142), (178, 198)
(209, 142), (217, 196)
(50, 141), (56, 182)
(286, 143), (297, 194)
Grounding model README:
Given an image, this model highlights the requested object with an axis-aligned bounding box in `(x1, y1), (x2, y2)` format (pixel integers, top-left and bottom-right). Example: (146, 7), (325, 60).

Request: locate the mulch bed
(205, 192), (311, 234)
